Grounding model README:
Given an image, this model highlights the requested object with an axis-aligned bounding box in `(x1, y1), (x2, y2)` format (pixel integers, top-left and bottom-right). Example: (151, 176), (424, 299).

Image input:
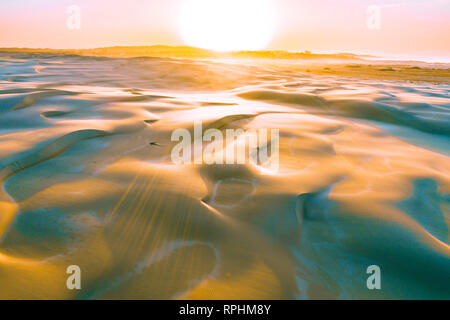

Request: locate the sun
(177, 0), (277, 52)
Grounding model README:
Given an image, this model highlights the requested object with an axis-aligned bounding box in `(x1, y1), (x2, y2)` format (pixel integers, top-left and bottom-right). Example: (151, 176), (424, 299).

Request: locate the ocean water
(0, 52), (449, 299)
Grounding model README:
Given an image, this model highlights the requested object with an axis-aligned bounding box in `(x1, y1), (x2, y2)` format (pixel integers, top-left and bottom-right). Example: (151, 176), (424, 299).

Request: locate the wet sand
(0, 51), (449, 299)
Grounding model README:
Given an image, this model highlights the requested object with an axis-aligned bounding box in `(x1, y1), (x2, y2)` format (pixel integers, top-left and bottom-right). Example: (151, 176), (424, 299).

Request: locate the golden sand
(0, 50), (449, 299)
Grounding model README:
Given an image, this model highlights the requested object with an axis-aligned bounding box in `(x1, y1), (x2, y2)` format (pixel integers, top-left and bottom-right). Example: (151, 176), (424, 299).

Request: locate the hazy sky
(1, 0), (449, 61)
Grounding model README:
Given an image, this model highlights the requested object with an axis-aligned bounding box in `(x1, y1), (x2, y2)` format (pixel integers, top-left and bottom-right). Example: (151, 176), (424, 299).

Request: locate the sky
(0, 0), (449, 61)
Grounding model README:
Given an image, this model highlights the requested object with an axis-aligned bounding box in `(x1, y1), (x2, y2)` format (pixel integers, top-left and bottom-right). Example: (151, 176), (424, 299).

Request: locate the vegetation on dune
(1, 46), (448, 84)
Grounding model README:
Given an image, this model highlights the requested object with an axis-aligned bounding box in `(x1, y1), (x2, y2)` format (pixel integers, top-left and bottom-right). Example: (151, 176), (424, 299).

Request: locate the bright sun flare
(177, 0), (277, 52)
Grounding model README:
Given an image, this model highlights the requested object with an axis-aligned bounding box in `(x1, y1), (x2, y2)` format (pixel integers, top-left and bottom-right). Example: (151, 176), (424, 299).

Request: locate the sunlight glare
(177, 0), (277, 52)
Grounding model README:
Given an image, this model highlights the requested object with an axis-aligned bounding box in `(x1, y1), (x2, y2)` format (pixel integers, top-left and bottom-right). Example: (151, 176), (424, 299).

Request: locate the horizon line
(1, 45), (449, 64)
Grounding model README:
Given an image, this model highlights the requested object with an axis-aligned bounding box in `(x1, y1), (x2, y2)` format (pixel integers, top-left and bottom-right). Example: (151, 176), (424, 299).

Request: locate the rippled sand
(0, 52), (449, 299)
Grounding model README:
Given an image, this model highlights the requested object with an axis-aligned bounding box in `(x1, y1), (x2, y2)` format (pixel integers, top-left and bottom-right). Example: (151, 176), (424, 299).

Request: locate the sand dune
(0, 51), (449, 299)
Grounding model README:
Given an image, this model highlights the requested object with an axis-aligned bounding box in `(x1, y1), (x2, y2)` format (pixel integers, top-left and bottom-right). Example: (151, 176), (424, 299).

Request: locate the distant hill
(0, 45), (364, 60)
